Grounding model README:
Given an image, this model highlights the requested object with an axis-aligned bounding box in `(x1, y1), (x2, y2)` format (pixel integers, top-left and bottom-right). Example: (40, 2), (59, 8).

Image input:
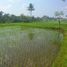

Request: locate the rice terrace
(0, 0), (67, 67)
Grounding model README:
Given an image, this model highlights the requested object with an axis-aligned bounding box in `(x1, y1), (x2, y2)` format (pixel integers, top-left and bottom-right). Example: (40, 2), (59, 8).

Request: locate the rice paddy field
(0, 21), (67, 67)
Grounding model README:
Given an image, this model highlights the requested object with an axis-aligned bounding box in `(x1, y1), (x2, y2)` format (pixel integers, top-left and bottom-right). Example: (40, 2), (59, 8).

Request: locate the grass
(52, 23), (67, 67)
(0, 20), (67, 67)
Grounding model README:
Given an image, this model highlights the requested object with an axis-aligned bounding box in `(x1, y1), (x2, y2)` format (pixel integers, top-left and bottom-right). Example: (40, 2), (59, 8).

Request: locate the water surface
(0, 27), (63, 67)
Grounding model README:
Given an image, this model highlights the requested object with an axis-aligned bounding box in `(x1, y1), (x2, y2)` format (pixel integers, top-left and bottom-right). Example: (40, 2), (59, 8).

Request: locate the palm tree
(55, 11), (64, 27)
(55, 11), (64, 39)
(28, 3), (35, 17)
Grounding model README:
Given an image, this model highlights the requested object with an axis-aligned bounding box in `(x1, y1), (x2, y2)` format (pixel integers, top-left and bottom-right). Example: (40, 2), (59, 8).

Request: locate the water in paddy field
(0, 27), (63, 67)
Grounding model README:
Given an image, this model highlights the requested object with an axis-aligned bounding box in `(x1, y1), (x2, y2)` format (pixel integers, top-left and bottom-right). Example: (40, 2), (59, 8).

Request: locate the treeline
(0, 11), (41, 23)
(0, 11), (65, 23)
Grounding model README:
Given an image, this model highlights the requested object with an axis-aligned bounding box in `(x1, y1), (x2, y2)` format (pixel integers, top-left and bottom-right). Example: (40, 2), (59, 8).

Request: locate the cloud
(8, 0), (14, 3)
(0, 4), (12, 12)
(8, 0), (22, 3)
(0, 0), (13, 11)
(0, 0), (27, 15)
(0, 0), (20, 12)
(63, 6), (67, 11)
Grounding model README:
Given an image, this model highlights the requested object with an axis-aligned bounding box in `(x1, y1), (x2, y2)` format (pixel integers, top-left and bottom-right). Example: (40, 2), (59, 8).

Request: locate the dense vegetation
(0, 11), (59, 23)
(0, 11), (42, 23)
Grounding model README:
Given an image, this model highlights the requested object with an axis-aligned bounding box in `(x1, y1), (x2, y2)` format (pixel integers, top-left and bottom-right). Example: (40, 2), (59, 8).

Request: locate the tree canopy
(28, 3), (35, 16)
(0, 11), (41, 23)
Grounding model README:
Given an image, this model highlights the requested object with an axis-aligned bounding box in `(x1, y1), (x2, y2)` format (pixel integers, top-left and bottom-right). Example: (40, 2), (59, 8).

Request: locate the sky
(0, 0), (67, 17)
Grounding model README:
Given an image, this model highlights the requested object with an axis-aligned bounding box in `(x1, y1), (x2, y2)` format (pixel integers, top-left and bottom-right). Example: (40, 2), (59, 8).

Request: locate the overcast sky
(0, 0), (67, 17)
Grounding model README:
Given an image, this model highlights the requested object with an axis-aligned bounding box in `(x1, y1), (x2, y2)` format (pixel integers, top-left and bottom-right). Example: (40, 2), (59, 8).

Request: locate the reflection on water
(0, 28), (63, 67)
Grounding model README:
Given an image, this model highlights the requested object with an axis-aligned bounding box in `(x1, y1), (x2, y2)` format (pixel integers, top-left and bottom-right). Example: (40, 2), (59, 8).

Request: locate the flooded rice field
(0, 27), (63, 67)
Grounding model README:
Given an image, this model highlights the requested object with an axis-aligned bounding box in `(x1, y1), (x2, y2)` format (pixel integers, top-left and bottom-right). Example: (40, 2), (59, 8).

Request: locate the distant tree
(0, 11), (38, 23)
(3, 14), (10, 23)
(55, 11), (64, 29)
(20, 14), (27, 22)
(10, 15), (17, 22)
(0, 11), (3, 16)
(28, 3), (35, 17)
(42, 15), (50, 21)
(0, 11), (3, 22)
(66, 15), (67, 17)
(55, 11), (59, 18)
(55, 11), (64, 19)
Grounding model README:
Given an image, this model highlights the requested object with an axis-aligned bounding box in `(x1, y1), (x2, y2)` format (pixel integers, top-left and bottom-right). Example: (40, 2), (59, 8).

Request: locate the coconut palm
(28, 3), (35, 16)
